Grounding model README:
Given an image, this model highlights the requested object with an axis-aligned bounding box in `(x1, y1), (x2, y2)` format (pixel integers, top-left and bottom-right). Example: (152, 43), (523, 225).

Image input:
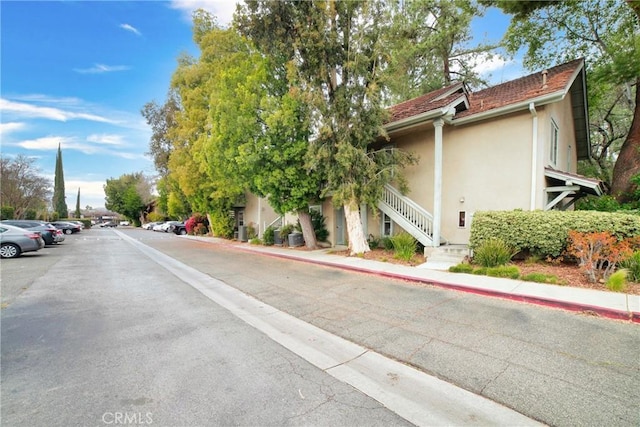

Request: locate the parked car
(0, 223), (45, 258)
(1, 220), (60, 245)
(142, 221), (161, 230)
(160, 221), (182, 232)
(51, 221), (82, 234)
(171, 223), (187, 235)
(66, 220), (85, 229)
(152, 222), (167, 232)
(119, 220), (130, 226)
(99, 221), (118, 228)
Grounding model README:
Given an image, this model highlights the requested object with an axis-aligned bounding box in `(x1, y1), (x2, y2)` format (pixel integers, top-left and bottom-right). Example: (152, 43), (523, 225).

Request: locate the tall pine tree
(52, 144), (68, 218)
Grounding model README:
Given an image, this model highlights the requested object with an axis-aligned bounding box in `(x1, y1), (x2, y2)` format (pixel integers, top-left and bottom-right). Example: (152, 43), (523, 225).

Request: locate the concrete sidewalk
(184, 236), (640, 323)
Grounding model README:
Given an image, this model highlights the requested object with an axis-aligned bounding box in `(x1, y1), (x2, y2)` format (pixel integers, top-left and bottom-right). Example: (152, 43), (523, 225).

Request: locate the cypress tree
(75, 187), (81, 218)
(52, 144), (68, 218)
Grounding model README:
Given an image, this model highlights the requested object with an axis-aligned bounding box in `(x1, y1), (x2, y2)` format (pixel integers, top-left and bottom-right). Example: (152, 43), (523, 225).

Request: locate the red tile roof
(387, 59), (585, 123)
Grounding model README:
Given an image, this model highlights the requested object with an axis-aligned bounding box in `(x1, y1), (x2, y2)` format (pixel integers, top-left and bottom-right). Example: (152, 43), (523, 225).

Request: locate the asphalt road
(135, 229), (640, 427)
(2, 227), (639, 426)
(1, 228), (413, 426)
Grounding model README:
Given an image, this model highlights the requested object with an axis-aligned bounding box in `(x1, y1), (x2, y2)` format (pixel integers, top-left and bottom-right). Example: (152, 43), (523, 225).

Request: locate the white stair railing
(378, 184), (438, 247)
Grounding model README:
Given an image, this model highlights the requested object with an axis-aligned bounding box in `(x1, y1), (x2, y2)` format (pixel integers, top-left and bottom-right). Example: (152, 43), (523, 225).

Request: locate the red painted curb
(186, 237), (640, 323)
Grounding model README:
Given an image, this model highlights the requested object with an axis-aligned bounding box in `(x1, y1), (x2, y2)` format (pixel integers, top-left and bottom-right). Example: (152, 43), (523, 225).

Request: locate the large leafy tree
(489, 0), (640, 202)
(52, 144), (68, 218)
(0, 155), (51, 219)
(104, 172), (153, 225)
(237, 0), (416, 255)
(384, 0), (495, 103)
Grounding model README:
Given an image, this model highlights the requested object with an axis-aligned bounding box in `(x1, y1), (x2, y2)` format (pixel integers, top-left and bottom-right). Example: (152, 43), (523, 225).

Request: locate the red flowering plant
(185, 213), (209, 235)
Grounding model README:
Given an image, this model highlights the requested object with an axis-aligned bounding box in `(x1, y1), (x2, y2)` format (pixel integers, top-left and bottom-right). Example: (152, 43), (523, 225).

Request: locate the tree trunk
(297, 209), (318, 250)
(344, 201), (370, 256)
(610, 78), (640, 202)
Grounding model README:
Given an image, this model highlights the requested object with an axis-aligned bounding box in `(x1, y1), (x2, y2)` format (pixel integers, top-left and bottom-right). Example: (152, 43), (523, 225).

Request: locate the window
(458, 211), (466, 228)
(381, 212), (393, 236)
(237, 210), (244, 227)
(550, 119), (559, 165)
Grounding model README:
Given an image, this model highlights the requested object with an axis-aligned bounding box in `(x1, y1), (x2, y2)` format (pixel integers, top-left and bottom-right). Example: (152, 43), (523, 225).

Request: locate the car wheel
(179, 229), (187, 235)
(64, 229), (72, 235)
(0, 243), (21, 258)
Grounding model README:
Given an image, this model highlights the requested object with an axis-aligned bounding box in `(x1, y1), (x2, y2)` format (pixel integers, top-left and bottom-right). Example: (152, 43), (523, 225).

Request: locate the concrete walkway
(184, 236), (640, 323)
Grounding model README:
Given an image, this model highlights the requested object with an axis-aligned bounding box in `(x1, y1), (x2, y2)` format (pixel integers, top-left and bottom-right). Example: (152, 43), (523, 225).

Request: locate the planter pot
(288, 232), (304, 247)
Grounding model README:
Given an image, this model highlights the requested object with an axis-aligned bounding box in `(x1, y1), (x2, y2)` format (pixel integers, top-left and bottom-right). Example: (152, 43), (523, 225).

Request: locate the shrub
(381, 236), (394, 250)
(472, 238), (515, 267)
(521, 272), (561, 285)
(310, 210), (329, 242)
(1, 206), (14, 220)
(249, 237), (262, 245)
(367, 235), (380, 250)
(486, 265), (521, 279)
(263, 226), (275, 246)
(566, 230), (633, 283)
(619, 251), (640, 282)
(279, 224), (294, 241)
(606, 269), (627, 292)
(185, 213), (209, 236)
(390, 232), (418, 261)
(247, 223), (257, 240)
(449, 263), (474, 273)
(208, 211), (233, 238)
(470, 210), (640, 258)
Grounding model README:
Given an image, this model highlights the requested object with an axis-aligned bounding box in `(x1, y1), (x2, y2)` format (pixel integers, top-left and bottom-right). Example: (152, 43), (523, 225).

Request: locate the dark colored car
(171, 223), (187, 235)
(1, 220), (59, 245)
(51, 221), (82, 234)
(0, 223), (45, 258)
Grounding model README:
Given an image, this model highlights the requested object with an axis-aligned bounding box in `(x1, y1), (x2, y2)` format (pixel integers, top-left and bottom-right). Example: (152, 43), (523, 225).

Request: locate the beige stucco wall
(375, 110), (538, 244)
(242, 192), (280, 237)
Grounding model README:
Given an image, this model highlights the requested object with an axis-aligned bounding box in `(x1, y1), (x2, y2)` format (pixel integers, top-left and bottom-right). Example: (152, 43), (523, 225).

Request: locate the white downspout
(258, 197), (262, 237)
(529, 102), (538, 211)
(433, 118), (444, 247)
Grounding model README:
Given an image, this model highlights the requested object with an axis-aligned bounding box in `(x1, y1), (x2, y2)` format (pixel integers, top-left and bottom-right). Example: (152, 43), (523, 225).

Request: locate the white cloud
(12, 136), (146, 161)
(65, 179), (107, 209)
(169, 0), (239, 25)
(120, 23), (141, 36)
(0, 122), (26, 135)
(73, 64), (130, 74)
(87, 134), (125, 146)
(473, 55), (516, 75)
(0, 98), (116, 124)
(15, 136), (73, 151)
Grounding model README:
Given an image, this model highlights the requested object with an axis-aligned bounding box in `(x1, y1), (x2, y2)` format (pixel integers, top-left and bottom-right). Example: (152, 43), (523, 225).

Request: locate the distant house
(240, 58), (604, 248)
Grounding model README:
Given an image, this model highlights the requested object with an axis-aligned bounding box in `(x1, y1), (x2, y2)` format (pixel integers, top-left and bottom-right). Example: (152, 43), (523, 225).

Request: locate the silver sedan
(0, 223), (46, 258)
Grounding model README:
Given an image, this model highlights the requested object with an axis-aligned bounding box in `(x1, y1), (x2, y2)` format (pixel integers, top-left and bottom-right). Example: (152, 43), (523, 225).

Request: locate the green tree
(0, 155), (51, 218)
(237, 1), (416, 255)
(384, 0), (495, 103)
(104, 173), (153, 224)
(74, 187), (81, 218)
(489, 0), (640, 202)
(52, 144), (68, 218)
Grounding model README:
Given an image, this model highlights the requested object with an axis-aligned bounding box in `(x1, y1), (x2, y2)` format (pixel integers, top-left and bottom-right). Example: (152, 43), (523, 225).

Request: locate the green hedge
(470, 210), (640, 258)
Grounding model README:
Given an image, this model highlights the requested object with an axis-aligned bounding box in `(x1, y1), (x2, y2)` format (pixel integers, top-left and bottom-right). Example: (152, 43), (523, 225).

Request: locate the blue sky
(1, 1), (519, 211)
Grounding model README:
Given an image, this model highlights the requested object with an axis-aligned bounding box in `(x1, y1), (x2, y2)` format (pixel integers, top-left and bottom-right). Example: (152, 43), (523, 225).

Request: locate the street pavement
(134, 231), (639, 426)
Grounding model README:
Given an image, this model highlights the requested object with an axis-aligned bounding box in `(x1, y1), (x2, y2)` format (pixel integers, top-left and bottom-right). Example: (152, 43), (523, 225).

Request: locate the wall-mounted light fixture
(459, 197), (465, 203)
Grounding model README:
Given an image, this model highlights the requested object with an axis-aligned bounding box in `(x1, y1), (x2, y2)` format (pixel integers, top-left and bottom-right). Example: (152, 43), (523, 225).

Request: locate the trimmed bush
(470, 210), (640, 258)
(472, 238), (516, 267)
(390, 232), (418, 261)
(381, 237), (394, 250)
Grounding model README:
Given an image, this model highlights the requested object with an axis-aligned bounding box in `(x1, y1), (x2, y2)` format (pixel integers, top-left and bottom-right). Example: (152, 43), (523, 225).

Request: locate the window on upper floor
(550, 119), (559, 166)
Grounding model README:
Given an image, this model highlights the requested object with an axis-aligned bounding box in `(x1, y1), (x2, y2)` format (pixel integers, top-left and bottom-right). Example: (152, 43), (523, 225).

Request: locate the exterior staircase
(378, 184), (467, 270)
(377, 184), (440, 247)
(419, 245), (469, 270)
